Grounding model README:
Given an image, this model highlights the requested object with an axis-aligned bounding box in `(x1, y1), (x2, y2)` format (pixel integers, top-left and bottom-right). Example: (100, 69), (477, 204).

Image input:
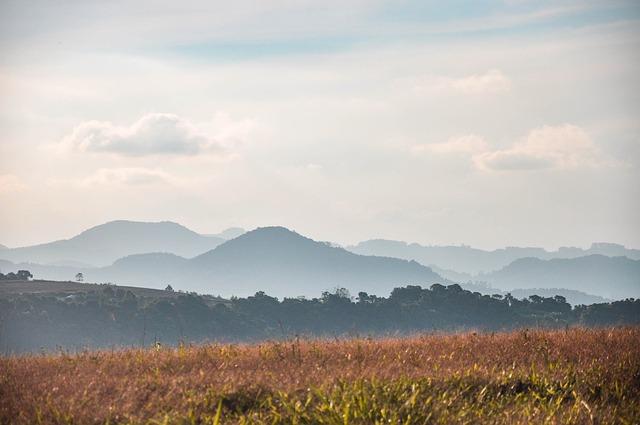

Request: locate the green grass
(1, 328), (639, 424)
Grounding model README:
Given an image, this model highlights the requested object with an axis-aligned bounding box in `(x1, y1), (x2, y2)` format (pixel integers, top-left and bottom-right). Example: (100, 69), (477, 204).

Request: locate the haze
(1, 1), (639, 250)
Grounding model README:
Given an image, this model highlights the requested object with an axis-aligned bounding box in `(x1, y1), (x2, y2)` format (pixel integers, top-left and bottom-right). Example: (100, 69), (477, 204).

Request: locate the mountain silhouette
(0, 220), (224, 267)
(347, 240), (640, 275)
(68, 226), (457, 298)
(172, 226), (458, 298)
(3, 221), (636, 302)
(482, 255), (640, 300)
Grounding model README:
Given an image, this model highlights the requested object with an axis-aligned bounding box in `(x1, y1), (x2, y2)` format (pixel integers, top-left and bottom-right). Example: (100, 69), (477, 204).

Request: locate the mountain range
(1, 220), (638, 303)
(480, 255), (640, 300)
(0, 221), (227, 267)
(347, 240), (640, 275)
(69, 227), (455, 299)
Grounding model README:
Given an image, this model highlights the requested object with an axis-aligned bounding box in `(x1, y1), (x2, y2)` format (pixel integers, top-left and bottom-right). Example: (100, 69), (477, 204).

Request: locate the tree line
(0, 270), (33, 281)
(0, 283), (638, 354)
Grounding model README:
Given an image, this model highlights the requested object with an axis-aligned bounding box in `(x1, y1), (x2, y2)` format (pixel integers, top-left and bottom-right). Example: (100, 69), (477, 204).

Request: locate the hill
(177, 226), (460, 298)
(2, 221), (636, 301)
(203, 227), (246, 240)
(0, 279), (184, 301)
(347, 240), (640, 275)
(482, 255), (640, 300)
(82, 227), (460, 299)
(0, 220), (225, 267)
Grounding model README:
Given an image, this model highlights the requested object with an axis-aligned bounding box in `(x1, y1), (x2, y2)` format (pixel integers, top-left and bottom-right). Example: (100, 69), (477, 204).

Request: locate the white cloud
(399, 69), (513, 97)
(439, 69), (513, 94)
(474, 124), (604, 171)
(412, 134), (487, 154)
(61, 113), (242, 157)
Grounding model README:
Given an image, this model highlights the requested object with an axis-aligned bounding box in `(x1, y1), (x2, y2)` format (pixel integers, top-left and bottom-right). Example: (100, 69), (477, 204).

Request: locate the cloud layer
(437, 69), (513, 94)
(412, 134), (487, 154)
(474, 125), (603, 171)
(62, 113), (223, 157)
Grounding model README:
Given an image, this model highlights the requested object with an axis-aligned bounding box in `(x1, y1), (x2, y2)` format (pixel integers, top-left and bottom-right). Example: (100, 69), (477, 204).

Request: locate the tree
(321, 287), (352, 304)
(165, 285), (174, 292)
(390, 285), (423, 304)
(16, 270), (33, 281)
(75, 273), (84, 282)
(357, 292), (378, 304)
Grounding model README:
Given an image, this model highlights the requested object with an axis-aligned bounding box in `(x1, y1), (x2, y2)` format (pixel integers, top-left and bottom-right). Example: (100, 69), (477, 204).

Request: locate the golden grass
(1, 327), (639, 424)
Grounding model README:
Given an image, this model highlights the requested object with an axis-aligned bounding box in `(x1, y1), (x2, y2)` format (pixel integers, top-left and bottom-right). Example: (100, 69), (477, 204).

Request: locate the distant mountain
(347, 240), (640, 275)
(427, 265), (474, 284)
(3, 221), (637, 302)
(482, 255), (640, 300)
(0, 220), (225, 267)
(79, 227), (459, 299)
(0, 244), (7, 250)
(556, 243), (640, 259)
(181, 227), (461, 298)
(204, 227), (246, 240)
(87, 253), (189, 286)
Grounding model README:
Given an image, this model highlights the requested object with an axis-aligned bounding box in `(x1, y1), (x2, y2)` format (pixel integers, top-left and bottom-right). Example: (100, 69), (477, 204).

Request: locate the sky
(0, 0), (639, 250)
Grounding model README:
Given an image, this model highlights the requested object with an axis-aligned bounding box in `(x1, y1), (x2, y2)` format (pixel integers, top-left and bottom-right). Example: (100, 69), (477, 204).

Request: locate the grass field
(0, 280), (183, 299)
(1, 328), (639, 424)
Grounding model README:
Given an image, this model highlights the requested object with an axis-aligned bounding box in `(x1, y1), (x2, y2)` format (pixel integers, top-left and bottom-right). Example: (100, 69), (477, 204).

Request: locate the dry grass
(1, 327), (639, 424)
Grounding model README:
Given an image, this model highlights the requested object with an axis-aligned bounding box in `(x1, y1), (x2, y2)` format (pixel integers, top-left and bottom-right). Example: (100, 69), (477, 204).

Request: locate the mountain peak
(195, 226), (316, 261)
(245, 226), (304, 238)
(77, 220), (195, 239)
(187, 226), (452, 298)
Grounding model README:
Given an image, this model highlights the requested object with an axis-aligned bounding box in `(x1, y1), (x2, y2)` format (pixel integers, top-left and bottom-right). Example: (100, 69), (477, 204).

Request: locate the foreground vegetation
(2, 281), (639, 353)
(1, 328), (639, 424)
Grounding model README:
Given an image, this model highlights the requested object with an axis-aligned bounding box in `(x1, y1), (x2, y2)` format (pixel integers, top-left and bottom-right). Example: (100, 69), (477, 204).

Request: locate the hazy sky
(1, 1), (639, 250)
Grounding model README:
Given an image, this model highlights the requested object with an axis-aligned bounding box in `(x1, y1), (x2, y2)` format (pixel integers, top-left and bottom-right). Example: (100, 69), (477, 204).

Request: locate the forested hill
(1, 279), (639, 354)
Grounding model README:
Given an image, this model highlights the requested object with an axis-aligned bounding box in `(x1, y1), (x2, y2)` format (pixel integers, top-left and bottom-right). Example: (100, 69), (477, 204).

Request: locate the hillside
(85, 227), (460, 299)
(0, 220), (225, 267)
(178, 226), (458, 298)
(0, 279), (182, 300)
(347, 240), (640, 275)
(482, 255), (640, 300)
